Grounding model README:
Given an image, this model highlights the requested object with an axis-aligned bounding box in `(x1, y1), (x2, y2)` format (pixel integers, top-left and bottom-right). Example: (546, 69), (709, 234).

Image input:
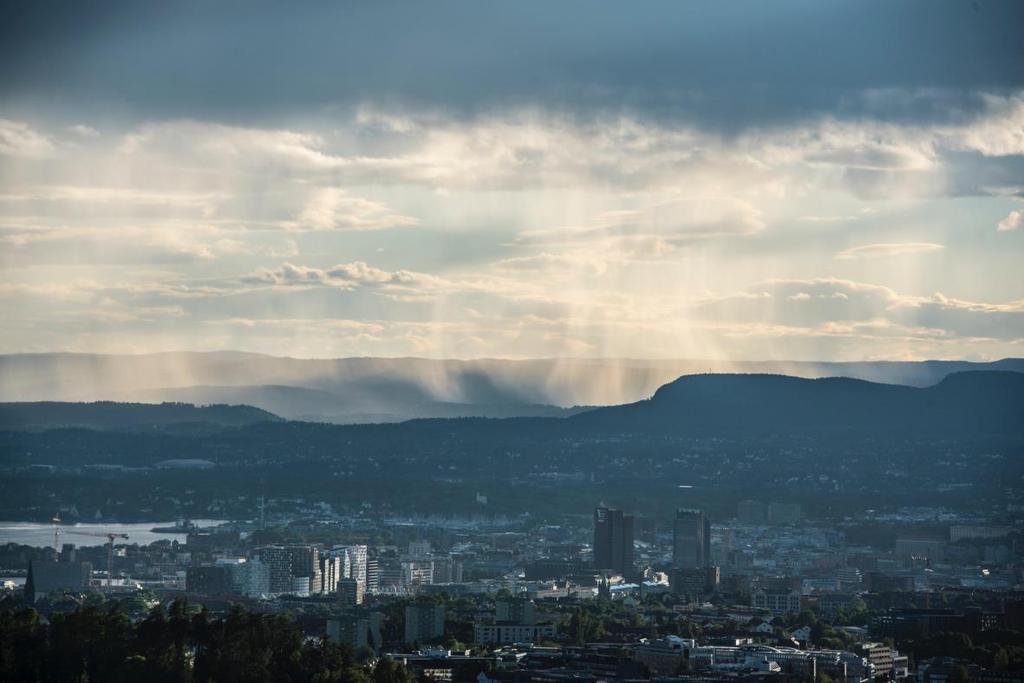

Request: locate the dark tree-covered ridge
(0, 598), (407, 683)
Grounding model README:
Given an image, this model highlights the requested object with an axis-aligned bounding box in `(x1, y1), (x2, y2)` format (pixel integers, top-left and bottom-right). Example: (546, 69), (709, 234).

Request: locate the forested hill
(0, 401), (280, 430)
(3, 371), (1021, 438)
(2, 372), (1021, 521)
(3, 351), (1022, 424)
(566, 371), (1024, 437)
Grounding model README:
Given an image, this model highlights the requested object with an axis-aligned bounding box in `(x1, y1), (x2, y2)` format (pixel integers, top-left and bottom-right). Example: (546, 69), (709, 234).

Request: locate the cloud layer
(1, 3), (1022, 361)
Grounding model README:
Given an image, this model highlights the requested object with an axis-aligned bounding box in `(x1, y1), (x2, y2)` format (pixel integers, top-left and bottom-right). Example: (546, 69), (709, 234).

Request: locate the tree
(373, 657), (413, 683)
(948, 664), (970, 683)
(1, 598), (383, 683)
(795, 609), (817, 628)
(567, 607), (604, 645)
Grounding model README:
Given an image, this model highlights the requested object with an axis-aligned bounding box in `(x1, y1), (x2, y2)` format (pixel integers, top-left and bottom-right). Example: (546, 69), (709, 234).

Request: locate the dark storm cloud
(2, 0), (1022, 129)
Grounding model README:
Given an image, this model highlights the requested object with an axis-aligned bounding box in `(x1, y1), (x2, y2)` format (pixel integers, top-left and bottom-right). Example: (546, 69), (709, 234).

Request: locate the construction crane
(66, 530), (129, 592)
(51, 513), (61, 556)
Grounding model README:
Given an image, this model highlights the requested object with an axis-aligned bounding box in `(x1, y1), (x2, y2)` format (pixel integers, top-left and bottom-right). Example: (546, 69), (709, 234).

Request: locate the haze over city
(2, 4), (1024, 683)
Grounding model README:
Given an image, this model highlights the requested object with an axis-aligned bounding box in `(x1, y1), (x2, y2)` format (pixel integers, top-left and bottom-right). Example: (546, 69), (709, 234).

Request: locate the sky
(1, 0), (1023, 361)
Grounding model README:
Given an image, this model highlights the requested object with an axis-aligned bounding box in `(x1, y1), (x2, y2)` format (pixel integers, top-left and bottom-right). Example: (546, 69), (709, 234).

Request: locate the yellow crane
(51, 513), (61, 556)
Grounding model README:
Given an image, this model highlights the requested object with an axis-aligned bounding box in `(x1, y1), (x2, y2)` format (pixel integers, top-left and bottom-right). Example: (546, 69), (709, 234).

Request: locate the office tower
(254, 546), (293, 594)
(255, 545), (321, 595)
(226, 558), (270, 598)
(593, 505), (634, 574)
(288, 545), (321, 594)
(290, 575), (311, 597)
(365, 557), (380, 593)
(330, 545), (368, 590)
(345, 545), (368, 587)
(673, 509), (710, 569)
(326, 548), (352, 588)
(320, 554), (345, 594)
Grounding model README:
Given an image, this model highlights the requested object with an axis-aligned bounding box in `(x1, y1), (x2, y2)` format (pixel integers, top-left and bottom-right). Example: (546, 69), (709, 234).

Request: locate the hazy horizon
(3, 348), (1024, 363)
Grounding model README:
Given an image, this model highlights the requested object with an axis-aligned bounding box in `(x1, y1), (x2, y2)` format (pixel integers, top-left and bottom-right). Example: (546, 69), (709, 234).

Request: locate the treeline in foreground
(0, 598), (412, 683)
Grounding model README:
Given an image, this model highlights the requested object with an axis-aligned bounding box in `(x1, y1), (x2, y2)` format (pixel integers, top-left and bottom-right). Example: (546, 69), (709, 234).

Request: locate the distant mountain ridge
(568, 371), (1024, 437)
(2, 370), (1020, 444)
(117, 383), (587, 423)
(1, 351), (1021, 424)
(3, 371), (1020, 525)
(0, 401), (280, 430)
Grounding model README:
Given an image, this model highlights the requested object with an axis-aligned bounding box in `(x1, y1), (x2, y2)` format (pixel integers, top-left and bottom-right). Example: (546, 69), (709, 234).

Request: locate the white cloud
(76, 302), (188, 323)
(515, 198), (765, 265)
(834, 242), (945, 259)
(66, 124), (100, 138)
(493, 252), (609, 277)
(692, 277), (1024, 343)
(287, 188), (417, 231)
(238, 261), (446, 292)
(87, 99), (1024, 197)
(997, 210), (1022, 232)
(3, 96), (1024, 360)
(0, 120), (55, 158)
(0, 224), (299, 266)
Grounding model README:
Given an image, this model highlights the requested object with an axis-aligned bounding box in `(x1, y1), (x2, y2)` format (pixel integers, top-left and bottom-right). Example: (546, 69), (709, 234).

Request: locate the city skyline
(2, 4), (1022, 682)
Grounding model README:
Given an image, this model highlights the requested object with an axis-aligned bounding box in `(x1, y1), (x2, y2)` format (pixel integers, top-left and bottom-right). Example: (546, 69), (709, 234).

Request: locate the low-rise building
(859, 642), (908, 680)
(473, 623), (557, 645)
(752, 588), (802, 616)
(633, 636), (696, 675)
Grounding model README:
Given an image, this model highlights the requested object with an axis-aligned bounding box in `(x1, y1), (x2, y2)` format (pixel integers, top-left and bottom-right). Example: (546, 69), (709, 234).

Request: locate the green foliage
(948, 664), (970, 683)
(672, 657), (690, 675)
(0, 598), (392, 683)
(903, 629), (1024, 672)
(831, 598), (869, 627)
(566, 607), (605, 645)
(372, 658), (413, 683)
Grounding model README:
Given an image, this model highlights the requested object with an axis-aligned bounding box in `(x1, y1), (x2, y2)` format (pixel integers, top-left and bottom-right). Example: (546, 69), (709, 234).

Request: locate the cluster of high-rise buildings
(593, 505), (717, 596)
(183, 539), (470, 600)
(397, 540), (464, 589)
(185, 544), (370, 600)
(18, 501), (1024, 683)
